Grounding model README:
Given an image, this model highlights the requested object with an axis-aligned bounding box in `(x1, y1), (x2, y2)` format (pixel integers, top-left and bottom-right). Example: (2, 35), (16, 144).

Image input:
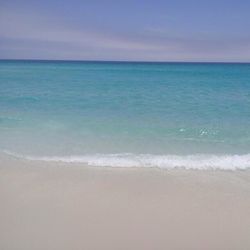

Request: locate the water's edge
(3, 150), (250, 170)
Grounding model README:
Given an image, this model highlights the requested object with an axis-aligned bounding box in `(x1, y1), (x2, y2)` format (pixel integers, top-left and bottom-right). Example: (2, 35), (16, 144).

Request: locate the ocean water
(1, 60), (250, 169)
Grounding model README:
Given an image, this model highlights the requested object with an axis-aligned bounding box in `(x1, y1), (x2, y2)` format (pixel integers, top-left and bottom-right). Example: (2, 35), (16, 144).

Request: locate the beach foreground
(0, 154), (250, 250)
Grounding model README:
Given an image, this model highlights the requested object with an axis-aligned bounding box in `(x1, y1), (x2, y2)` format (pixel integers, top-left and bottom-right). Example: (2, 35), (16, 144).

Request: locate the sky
(0, 0), (250, 62)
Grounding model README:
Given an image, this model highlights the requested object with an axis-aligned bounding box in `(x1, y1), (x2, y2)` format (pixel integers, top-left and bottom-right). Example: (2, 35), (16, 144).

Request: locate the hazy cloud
(0, 6), (250, 61)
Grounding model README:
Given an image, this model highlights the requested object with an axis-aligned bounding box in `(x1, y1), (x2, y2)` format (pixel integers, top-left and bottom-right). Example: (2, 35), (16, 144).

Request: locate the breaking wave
(3, 150), (250, 170)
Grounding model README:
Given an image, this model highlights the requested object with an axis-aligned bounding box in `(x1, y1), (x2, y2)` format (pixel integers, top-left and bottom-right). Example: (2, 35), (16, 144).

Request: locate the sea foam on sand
(4, 150), (250, 170)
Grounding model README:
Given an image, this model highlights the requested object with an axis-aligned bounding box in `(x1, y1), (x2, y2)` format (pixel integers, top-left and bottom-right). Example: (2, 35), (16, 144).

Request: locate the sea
(1, 60), (250, 170)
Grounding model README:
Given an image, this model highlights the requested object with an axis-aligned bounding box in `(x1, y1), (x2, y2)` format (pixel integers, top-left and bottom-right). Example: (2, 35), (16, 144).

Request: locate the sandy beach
(1, 0), (250, 248)
(0, 154), (250, 250)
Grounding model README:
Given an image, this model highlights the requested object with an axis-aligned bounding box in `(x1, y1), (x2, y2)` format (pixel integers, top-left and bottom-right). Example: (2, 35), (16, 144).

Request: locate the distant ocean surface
(1, 60), (250, 170)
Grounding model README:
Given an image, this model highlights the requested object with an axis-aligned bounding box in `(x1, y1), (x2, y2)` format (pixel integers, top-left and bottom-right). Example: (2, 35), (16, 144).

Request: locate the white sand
(0, 154), (250, 250)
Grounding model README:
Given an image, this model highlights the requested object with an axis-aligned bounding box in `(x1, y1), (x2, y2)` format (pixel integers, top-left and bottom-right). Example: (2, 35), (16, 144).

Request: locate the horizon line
(0, 58), (250, 64)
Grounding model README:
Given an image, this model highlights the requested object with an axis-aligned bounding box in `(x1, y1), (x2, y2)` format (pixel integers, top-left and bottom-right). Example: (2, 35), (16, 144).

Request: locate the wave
(3, 150), (250, 170)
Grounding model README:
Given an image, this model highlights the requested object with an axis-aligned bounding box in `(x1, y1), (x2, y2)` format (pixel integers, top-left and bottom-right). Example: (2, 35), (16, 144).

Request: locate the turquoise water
(1, 60), (250, 169)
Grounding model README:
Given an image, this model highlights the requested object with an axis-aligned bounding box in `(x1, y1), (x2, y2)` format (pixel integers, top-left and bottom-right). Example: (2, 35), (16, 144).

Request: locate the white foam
(3, 150), (250, 170)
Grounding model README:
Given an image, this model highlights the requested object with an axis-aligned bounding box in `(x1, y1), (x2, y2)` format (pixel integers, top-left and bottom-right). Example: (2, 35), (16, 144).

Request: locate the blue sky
(0, 0), (250, 61)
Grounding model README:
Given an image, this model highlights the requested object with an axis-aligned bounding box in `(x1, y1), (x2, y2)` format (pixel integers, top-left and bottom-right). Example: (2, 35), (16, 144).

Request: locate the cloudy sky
(0, 0), (250, 61)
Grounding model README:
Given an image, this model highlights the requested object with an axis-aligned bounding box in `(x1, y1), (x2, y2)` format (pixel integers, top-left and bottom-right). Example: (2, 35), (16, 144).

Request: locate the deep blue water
(1, 60), (250, 169)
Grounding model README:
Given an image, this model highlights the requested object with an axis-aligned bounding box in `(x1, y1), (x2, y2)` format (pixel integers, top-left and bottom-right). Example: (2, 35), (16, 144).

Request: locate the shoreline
(1, 154), (250, 250)
(3, 151), (250, 170)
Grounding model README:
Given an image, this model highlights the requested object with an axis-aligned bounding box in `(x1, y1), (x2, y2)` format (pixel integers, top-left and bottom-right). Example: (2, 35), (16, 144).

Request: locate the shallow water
(1, 60), (250, 169)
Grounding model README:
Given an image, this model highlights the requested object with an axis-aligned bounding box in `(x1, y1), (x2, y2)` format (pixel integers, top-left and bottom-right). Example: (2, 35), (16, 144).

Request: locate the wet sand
(0, 154), (250, 250)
